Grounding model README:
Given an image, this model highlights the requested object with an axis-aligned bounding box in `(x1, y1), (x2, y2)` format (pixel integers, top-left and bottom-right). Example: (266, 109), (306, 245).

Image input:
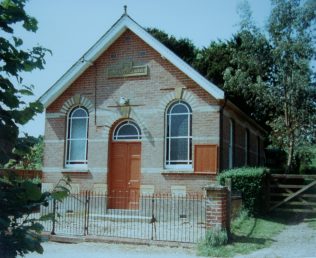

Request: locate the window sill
(194, 172), (217, 175)
(164, 165), (192, 170)
(162, 169), (193, 175)
(62, 168), (90, 173)
(162, 171), (217, 175)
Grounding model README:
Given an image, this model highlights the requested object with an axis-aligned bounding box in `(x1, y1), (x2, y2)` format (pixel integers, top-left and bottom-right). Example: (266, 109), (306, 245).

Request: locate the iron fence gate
(40, 191), (206, 243)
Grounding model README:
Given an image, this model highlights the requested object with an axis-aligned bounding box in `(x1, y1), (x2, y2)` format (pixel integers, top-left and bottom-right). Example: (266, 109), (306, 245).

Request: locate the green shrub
(205, 226), (228, 247)
(217, 167), (268, 215)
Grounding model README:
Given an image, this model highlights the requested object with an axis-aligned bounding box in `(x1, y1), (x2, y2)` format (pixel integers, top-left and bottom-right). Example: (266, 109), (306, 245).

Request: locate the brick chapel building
(40, 12), (265, 208)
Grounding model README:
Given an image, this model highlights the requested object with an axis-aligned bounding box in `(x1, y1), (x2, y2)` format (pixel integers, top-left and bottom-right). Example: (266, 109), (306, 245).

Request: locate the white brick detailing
(141, 185), (155, 195)
(60, 94), (94, 114)
(42, 167), (62, 173)
(46, 112), (65, 118)
(93, 184), (107, 195)
(171, 185), (186, 196)
(89, 167), (107, 173)
(141, 168), (163, 173)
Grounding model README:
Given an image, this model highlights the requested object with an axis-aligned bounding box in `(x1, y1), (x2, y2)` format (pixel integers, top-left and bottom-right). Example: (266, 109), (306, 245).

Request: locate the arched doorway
(108, 120), (142, 209)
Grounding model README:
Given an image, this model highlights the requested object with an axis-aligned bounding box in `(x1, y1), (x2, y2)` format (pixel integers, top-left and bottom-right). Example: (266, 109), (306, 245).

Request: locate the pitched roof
(40, 14), (224, 107)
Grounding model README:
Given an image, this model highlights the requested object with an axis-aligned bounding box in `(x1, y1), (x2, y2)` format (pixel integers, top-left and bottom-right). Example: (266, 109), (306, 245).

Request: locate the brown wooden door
(108, 142), (141, 209)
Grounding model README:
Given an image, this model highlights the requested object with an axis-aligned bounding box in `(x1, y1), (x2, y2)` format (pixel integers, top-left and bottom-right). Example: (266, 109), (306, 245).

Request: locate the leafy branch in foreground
(0, 173), (71, 257)
(0, 0), (51, 165)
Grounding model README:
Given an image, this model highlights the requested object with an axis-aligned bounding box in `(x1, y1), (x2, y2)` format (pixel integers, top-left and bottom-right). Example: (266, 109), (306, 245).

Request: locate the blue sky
(18, 0), (272, 137)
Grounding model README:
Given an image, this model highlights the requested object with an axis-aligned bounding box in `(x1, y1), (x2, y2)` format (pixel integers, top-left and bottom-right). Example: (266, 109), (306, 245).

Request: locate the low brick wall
(42, 171), (216, 195)
(0, 169), (42, 179)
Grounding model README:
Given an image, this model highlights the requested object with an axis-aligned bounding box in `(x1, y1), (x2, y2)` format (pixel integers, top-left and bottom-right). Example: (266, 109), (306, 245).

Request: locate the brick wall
(221, 107), (265, 171)
(43, 29), (219, 193)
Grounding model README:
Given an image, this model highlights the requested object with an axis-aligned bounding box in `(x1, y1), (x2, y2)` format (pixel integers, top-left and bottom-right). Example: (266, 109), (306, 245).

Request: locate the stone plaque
(107, 61), (148, 78)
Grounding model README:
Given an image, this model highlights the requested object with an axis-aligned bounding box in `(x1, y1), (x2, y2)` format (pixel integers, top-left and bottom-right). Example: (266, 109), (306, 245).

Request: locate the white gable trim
(40, 15), (224, 107)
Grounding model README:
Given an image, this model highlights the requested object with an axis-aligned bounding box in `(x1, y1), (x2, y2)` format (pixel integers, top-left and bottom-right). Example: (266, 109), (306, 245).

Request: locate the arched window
(113, 120), (141, 140)
(66, 107), (89, 166)
(165, 101), (192, 168)
(228, 119), (234, 169)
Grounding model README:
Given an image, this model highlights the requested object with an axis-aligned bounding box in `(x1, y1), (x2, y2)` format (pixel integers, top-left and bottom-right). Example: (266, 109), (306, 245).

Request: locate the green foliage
(217, 167), (268, 214)
(307, 218), (316, 229)
(5, 136), (44, 170)
(204, 226), (228, 247)
(223, 29), (274, 126)
(0, 172), (70, 257)
(265, 147), (287, 171)
(197, 210), (285, 257)
(298, 145), (316, 174)
(0, 0), (51, 165)
(194, 41), (233, 87)
(266, 0), (316, 172)
(147, 28), (197, 65)
(230, 0), (316, 172)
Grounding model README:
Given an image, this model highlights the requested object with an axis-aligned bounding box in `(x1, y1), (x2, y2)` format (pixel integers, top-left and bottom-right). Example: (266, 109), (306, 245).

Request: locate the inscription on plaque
(107, 61), (148, 78)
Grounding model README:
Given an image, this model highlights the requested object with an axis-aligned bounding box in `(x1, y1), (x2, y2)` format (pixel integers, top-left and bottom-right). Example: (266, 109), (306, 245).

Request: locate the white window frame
(228, 119), (234, 169)
(65, 107), (89, 168)
(113, 120), (142, 141)
(165, 101), (192, 169)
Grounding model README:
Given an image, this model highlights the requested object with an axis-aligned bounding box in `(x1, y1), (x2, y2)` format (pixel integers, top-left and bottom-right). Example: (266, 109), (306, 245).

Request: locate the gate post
(265, 174), (271, 213)
(51, 199), (56, 235)
(204, 184), (230, 232)
(225, 178), (232, 237)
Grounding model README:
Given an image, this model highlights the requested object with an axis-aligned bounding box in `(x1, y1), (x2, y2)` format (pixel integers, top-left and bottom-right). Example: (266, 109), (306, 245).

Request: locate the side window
(66, 107), (89, 166)
(165, 101), (192, 168)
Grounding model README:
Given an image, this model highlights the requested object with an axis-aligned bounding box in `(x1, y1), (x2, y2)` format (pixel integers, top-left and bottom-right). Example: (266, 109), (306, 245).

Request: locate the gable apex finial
(124, 5), (127, 15)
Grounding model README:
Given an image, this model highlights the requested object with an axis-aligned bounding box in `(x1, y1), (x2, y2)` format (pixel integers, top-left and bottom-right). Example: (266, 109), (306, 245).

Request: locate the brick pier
(204, 184), (230, 231)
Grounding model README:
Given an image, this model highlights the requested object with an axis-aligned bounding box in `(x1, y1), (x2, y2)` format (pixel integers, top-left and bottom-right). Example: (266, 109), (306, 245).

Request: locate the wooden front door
(108, 142), (141, 209)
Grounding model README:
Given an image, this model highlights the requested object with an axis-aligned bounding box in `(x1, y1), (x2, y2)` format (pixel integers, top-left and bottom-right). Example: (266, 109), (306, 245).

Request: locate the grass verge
(305, 217), (316, 229)
(197, 211), (286, 257)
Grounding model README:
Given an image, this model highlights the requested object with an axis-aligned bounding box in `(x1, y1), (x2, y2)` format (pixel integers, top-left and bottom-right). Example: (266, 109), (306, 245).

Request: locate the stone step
(89, 213), (152, 223)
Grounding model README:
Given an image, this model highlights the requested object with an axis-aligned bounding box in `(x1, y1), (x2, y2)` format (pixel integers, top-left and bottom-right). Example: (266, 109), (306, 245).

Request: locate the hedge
(217, 167), (268, 215)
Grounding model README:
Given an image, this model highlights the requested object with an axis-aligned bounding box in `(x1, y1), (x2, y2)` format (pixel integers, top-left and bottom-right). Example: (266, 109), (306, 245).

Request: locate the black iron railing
(39, 191), (206, 243)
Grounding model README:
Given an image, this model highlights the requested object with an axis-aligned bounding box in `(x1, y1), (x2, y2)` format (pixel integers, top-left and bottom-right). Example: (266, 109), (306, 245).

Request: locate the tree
(0, 173), (70, 257)
(147, 28), (197, 65)
(0, 0), (50, 165)
(194, 41), (233, 87)
(5, 135), (44, 170)
(228, 0), (316, 172)
(267, 0), (316, 172)
(223, 29), (274, 126)
(0, 2), (70, 257)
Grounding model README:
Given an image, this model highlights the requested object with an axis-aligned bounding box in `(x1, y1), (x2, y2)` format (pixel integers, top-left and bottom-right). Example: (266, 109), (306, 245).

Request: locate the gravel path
(23, 222), (316, 258)
(24, 242), (199, 258)
(234, 222), (316, 258)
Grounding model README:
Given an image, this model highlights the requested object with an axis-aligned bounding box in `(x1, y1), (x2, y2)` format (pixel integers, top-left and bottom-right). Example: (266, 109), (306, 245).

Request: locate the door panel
(108, 142), (141, 209)
(108, 143), (128, 209)
(128, 143), (141, 209)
